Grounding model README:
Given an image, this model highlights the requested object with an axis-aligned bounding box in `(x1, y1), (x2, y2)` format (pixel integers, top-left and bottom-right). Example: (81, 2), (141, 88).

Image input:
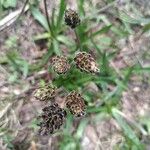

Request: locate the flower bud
(51, 56), (70, 74)
(65, 91), (86, 117)
(34, 84), (56, 101)
(64, 9), (80, 29)
(74, 52), (99, 73)
(38, 103), (67, 135)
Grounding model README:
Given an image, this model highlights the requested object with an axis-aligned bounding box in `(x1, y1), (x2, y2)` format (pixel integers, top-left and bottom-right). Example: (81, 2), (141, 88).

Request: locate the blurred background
(0, 0), (150, 149)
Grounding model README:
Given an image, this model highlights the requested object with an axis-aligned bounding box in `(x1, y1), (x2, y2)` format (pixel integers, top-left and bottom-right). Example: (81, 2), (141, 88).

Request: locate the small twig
(0, 0), (29, 32)
(17, 0), (29, 20)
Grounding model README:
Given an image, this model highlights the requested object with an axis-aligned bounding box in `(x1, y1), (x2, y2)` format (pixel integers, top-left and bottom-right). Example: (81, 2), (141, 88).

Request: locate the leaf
(57, 35), (74, 46)
(101, 52), (110, 76)
(119, 11), (150, 25)
(77, 0), (85, 17)
(74, 119), (88, 139)
(111, 26), (128, 37)
(19, 60), (29, 77)
(119, 11), (140, 24)
(91, 25), (112, 37)
(87, 106), (107, 113)
(8, 72), (18, 82)
(51, 8), (56, 33)
(142, 22), (150, 33)
(31, 7), (49, 31)
(112, 108), (143, 149)
(2, 0), (17, 8)
(56, 0), (66, 30)
(53, 39), (61, 55)
(123, 66), (134, 84)
(41, 45), (53, 65)
(134, 67), (150, 72)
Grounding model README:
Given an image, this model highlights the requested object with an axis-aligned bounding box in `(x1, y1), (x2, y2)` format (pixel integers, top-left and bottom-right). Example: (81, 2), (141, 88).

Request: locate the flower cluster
(34, 85), (87, 135)
(33, 8), (100, 136)
(34, 84), (56, 101)
(38, 103), (67, 135)
(51, 51), (99, 74)
(74, 52), (99, 73)
(51, 56), (70, 74)
(65, 91), (86, 117)
(64, 9), (81, 29)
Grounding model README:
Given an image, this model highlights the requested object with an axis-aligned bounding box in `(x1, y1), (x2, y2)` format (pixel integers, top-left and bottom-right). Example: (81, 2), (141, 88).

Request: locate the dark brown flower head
(51, 56), (70, 74)
(65, 91), (86, 117)
(74, 52), (99, 73)
(38, 103), (67, 135)
(34, 84), (56, 101)
(64, 9), (80, 28)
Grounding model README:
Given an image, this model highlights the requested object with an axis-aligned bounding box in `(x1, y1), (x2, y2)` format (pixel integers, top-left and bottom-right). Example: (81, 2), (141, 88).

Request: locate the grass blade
(112, 108), (143, 149)
(56, 0), (66, 31)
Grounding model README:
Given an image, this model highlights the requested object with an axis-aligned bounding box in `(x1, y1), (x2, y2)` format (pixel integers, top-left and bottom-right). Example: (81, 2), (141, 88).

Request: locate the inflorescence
(38, 103), (67, 135)
(33, 8), (100, 136)
(64, 9), (81, 29)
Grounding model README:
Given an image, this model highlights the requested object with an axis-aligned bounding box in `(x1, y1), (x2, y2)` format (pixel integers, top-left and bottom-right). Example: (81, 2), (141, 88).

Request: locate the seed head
(38, 103), (67, 135)
(34, 84), (56, 101)
(51, 56), (70, 74)
(64, 9), (80, 28)
(65, 91), (86, 117)
(74, 52), (99, 73)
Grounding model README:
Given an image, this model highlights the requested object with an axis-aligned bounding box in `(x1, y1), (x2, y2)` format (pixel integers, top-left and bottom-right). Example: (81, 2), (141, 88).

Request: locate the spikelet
(74, 52), (99, 73)
(65, 91), (86, 117)
(51, 56), (70, 74)
(34, 84), (56, 101)
(38, 103), (67, 135)
(64, 9), (80, 29)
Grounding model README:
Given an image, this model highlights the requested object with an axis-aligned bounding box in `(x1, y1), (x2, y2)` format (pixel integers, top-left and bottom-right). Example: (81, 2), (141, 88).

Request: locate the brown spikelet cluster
(64, 9), (80, 29)
(38, 103), (67, 135)
(32, 7), (103, 136)
(74, 52), (100, 73)
(51, 56), (70, 74)
(65, 91), (86, 117)
(34, 84), (56, 101)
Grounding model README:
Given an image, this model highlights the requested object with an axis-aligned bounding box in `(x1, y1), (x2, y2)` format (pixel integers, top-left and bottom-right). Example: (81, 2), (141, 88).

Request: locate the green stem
(74, 29), (81, 50)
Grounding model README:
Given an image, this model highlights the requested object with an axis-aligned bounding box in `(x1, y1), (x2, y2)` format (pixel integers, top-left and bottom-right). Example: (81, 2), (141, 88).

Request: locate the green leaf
(101, 52), (110, 76)
(77, 0), (85, 17)
(41, 45), (53, 65)
(51, 8), (56, 33)
(119, 11), (140, 24)
(31, 7), (49, 31)
(57, 35), (75, 46)
(87, 106), (107, 113)
(142, 22), (150, 33)
(91, 25), (112, 37)
(74, 119), (88, 139)
(56, 0), (66, 30)
(112, 108), (143, 149)
(53, 39), (61, 55)
(2, 0), (17, 8)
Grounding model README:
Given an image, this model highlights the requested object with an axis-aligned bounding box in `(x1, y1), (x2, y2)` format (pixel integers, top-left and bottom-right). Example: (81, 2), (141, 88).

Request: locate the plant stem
(74, 29), (81, 50)
(17, 0), (29, 19)
(43, 0), (54, 37)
